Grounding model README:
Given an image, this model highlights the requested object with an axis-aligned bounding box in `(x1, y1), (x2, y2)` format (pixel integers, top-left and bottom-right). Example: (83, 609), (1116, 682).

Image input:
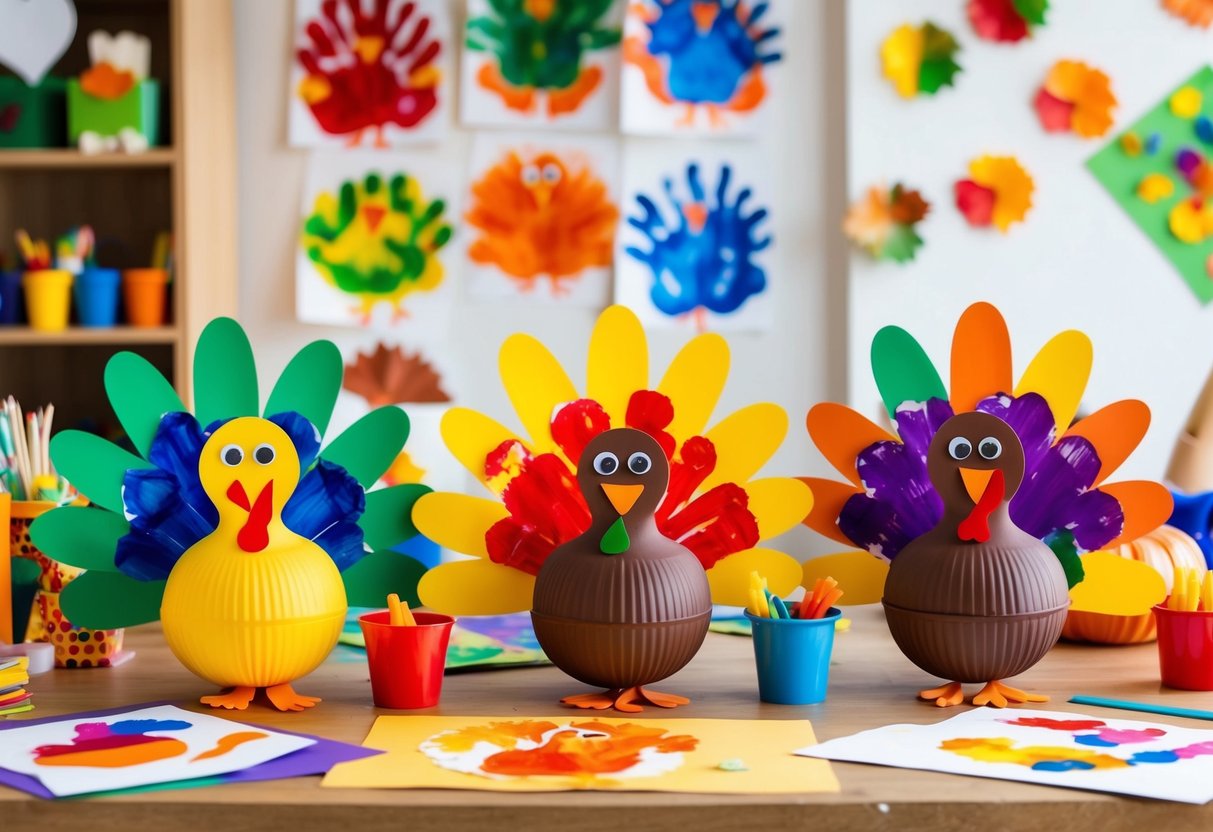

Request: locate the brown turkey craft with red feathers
(343, 342), (451, 407)
(289, 0), (450, 147)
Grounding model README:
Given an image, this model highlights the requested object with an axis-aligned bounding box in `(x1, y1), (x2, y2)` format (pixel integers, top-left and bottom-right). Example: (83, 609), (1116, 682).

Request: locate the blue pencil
(1069, 695), (1213, 722)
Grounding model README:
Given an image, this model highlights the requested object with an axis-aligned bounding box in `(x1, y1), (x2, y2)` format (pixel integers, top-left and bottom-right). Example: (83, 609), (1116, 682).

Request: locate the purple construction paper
(0, 700), (381, 800)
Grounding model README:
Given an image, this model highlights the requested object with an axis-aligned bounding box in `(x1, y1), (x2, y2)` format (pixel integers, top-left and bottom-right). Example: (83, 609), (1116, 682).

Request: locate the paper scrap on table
(800, 707), (1213, 804)
(0, 704), (315, 798)
(325, 716), (838, 794)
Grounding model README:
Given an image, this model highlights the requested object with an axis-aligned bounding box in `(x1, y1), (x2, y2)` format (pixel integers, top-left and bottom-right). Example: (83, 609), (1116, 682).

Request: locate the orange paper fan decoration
(343, 343), (451, 406)
(1163, 0), (1213, 27)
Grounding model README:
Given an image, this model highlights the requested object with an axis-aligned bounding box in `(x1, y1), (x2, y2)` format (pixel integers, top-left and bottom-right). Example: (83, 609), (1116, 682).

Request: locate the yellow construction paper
(1012, 329), (1092, 435)
(499, 334), (578, 453)
(656, 333), (729, 442)
(412, 492), (508, 558)
(1170, 85), (1203, 118)
(416, 558), (535, 615)
(699, 404), (787, 492)
(440, 407), (529, 494)
(323, 716), (839, 794)
(1069, 551), (1166, 615)
(745, 477), (814, 539)
(706, 547), (801, 607)
(586, 305), (648, 426)
(880, 24), (923, 99)
(803, 551), (890, 606)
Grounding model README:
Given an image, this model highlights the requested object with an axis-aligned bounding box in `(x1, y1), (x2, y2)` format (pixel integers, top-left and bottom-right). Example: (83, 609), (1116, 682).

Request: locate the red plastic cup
(358, 610), (454, 709)
(1154, 604), (1213, 690)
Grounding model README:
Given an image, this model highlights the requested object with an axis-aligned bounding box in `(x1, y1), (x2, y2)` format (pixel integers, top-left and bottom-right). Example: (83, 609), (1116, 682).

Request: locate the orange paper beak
(959, 468), (994, 505)
(602, 483), (644, 516)
(362, 204), (386, 233)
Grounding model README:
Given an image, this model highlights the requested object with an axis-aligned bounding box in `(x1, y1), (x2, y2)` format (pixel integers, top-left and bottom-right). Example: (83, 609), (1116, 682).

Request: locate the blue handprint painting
(620, 160), (772, 332)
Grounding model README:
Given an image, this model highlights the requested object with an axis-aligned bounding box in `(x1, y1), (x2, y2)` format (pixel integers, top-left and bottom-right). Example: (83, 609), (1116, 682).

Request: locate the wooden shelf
(0, 326), (178, 346)
(0, 148), (177, 170)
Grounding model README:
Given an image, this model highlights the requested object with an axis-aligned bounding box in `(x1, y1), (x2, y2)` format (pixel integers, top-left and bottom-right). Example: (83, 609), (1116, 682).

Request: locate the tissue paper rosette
(801, 302), (1172, 635)
(415, 305), (812, 614)
(843, 184), (930, 264)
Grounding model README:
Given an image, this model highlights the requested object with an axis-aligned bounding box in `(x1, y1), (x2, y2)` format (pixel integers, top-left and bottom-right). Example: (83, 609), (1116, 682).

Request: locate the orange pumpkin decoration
(1062, 526), (1206, 644)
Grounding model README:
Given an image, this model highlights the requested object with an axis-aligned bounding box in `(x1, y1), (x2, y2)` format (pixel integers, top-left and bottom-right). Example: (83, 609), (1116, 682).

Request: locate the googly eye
(254, 444), (276, 465)
(221, 444), (244, 467)
(592, 451), (619, 475)
(947, 437), (972, 461)
(542, 163), (562, 183)
(628, 452), (652, 475)
(978, 437), (1003, 460)
(521, 164), (540, 185)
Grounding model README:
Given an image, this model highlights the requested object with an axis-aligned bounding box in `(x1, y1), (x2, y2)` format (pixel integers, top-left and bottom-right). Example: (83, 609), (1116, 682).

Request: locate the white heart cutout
(0, 0), (77, 86)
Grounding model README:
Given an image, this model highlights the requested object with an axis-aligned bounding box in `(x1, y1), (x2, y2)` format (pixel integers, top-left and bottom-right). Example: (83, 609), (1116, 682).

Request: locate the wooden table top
(5, 605), (1213, 831)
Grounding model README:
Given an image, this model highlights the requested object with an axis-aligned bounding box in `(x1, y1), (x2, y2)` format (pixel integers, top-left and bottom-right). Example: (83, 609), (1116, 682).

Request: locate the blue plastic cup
(0, 271), (23, 325)
(746, 606), (841, 705)
(73, 267), (121, 327)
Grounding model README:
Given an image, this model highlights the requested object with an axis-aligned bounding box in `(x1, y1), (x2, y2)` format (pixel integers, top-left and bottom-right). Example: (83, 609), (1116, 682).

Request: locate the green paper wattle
(600, 517), (629, 555)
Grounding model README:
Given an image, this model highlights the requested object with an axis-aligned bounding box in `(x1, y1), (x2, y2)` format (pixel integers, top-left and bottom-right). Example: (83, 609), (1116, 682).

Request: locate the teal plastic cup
(746, 606), (841, 705)
(73, 267), (121, 327)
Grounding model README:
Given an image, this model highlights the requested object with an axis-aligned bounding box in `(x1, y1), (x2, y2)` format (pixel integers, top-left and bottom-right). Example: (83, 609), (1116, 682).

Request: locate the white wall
(847, 0), (1213, 481)
(233, 0), (848, 558)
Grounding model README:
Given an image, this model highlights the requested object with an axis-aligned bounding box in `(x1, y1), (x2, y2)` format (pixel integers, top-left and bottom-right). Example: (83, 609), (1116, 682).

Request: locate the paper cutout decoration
(616, 150), (773, 332)
(460, 0), (622, 129)
(1034, 60), (1116, 138)
(801, 708), (1213, 804)
(1088, 66), (1213, 302)
(297, 151), (454, 327)
(800, 302), (1171, 613)
(954, 155), (1034, 232)
(1163, 0), (1213, 28)
(0, 0), (76, 86)
(465, 133), (619, 304)
(289, 0), (449, 147)
(620, 0), (782, 136)
(843, 183), (929, 264)
(414, 305), (812, 615)
(880, 21), (960, 100)
(0, 704), (314, 797)
(30, 319), (432, 706)
(325, 715), (838, 794)
(343, 342), (451, 406)
(967, 0), (1047, 43)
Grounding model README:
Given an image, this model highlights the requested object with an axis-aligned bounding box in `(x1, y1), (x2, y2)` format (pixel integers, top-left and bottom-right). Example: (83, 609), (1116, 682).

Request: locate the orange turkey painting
(465, 135), (619, 304)
(289, 0), (450, 147)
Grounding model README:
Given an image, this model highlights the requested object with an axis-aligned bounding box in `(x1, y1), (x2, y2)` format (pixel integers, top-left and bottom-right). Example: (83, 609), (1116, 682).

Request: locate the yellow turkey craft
(30, 319), (431, 711)
(801, 303), (1170, 666)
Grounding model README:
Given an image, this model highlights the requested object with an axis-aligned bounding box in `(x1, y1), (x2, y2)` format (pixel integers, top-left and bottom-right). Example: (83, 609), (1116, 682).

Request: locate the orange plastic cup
(23, 269), (73, 331)
(122, 268), (169, 327)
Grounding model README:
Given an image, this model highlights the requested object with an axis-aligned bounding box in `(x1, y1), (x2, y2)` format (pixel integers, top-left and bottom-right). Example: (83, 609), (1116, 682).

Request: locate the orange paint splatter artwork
(466, 150), (619, 295)
(31, 718), (268, 769)
(421, 719), (697, 783)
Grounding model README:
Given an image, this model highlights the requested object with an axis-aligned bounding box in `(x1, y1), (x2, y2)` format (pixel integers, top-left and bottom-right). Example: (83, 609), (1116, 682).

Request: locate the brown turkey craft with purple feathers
(884, 412), (1070, 709)
(531, 428), (712, 713)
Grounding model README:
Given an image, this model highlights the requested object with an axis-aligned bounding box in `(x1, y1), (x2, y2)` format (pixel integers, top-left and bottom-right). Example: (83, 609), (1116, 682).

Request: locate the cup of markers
(1155, 567), (1213, 691)
(745, 573), (844, 706)
(358, 593), (454, 709)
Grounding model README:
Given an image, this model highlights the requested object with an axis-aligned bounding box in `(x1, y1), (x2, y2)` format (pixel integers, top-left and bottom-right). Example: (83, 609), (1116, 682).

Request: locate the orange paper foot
(477, 63), (536, 112)
(200, 686), (256, 710)
(265, 683), (321, 712)
(971, 680), (1048, 709)
(562, 686), (691, 714)
(547, 67), (603, 116)
(919, 682), (965, 708)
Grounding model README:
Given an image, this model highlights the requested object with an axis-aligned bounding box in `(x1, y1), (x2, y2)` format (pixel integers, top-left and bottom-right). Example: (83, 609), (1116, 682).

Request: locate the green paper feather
(881, 223), (925, 263)
(60, 571), (165, 629)
(360, 483), (431, 550)
(12, 557), (40, 585)
(50, 431), (152, 514)
(263, 340), (344, 434)
(870, 326), (947, 419)
(322, 406), (410, 488)
(600, 517), (629, 554)
(1048, 530), (1085, 590)
(917, 56), (961, 95)
(104, 351), (186, 458)
(30, 506), (128, 572)
(1012, 0), (1048, 26)
(193, 317), (259, 427)
(341, 549), (425, 608)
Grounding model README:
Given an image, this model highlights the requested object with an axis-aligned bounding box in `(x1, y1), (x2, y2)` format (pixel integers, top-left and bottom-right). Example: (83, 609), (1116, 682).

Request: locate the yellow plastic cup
(23, 269), (73, 332)
(122, 268), (169, 327)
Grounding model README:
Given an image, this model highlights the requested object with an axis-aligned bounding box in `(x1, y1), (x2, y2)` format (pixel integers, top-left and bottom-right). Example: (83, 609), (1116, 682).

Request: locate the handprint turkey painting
(289, 0), (450, 146)
(617, 156), (773, 332)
